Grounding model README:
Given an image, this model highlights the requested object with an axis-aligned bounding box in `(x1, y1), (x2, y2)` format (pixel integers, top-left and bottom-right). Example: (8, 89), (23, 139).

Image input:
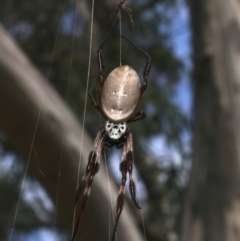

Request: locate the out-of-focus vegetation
(0, 0), (190, 240)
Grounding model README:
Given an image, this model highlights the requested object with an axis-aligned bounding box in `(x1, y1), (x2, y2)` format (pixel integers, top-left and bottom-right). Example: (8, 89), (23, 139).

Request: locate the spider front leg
(111, 130), (141, 241)
(97, 48), (105, 92)
(97, 20), (120, 93)
(72, 128), (107, 241)
(120, 35), (152, 102)
(138, 54), (152, 102)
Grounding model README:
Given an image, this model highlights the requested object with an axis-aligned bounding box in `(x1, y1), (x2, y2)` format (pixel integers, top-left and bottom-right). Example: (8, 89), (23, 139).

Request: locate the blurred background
(1, 0), (239, 241)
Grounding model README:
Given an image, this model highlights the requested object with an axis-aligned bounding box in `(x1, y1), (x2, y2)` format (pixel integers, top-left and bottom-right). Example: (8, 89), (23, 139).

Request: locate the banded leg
(138, 55), (152, 102)
(125, 132), (141, 209)
(111, 147), (128, 241)
(111, 131), (141, 241)
(72, 128), (107, 241)
(127, 133), (141, 209)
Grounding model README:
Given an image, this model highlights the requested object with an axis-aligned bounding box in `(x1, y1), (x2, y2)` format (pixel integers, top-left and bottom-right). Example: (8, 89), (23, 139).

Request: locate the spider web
(5, 0), (149, 240)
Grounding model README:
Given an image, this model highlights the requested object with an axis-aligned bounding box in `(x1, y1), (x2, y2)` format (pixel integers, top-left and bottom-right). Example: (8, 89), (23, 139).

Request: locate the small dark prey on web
(71, 20), (152, 241)
(107, 0), (134, 29)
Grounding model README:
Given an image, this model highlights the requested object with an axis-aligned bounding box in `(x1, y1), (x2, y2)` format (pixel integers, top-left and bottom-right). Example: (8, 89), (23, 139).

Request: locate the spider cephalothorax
(104, 120), (127, 148)
(72, 23), (151, 241)
(105, 120), (127, 140)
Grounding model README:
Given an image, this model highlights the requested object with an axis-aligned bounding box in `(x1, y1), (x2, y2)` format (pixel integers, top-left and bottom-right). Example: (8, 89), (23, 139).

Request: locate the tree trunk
(0, 24), (144, 241)
(181, 1), (240, 241)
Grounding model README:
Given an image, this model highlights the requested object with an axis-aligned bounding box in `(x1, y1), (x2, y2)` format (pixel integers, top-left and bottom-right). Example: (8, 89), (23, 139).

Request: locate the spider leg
(105, 5), (119, 28)
(111, 131), (141, 241)
(111, 149), (128, 241)
(117, 0), (134, 30)
(74, 151), (97, 204)
(138, 54), (152, 102)
(120, 35), (152, 102)
(72, 128), (107, 241)
(127, 110), (146, 123)
(97, 49), (104, 92)
(124, 6), (134, 30)
(88, 89), (107, 119)
(125, 132), (141, 209)
(97, 20), (120, 92)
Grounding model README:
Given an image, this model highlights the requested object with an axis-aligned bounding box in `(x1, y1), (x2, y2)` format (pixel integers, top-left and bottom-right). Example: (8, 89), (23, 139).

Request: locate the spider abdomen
(102, 65), (141, 122)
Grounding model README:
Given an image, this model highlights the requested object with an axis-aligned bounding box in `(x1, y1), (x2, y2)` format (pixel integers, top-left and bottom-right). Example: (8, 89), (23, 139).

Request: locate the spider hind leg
(126, 151), (141, 209)
(111, 131), (141, 241)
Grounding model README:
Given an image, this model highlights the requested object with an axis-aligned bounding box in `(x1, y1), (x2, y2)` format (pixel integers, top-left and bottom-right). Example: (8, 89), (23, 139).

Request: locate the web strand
(140, 199), (147, 241)
(119, 9), (122, 66)
(92, 70), (115, 241)
(72, 0), (95, 236)
(53, 0), (77, 226)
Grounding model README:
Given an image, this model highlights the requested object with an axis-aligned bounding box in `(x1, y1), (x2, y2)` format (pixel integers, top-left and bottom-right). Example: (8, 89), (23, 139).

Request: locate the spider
(71, 23), (151, 241)
(118, 0), (134, 28)
(107, 0), (134, 30)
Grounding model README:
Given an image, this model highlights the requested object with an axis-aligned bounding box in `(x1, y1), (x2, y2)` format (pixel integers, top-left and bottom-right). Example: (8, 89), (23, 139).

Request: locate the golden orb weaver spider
(72, 21), (151, 241)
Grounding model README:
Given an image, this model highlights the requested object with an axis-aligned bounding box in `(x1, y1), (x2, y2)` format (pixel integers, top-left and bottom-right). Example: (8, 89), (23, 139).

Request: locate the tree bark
(181, 1), (240, 241)
(0, 24), (144, 241)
